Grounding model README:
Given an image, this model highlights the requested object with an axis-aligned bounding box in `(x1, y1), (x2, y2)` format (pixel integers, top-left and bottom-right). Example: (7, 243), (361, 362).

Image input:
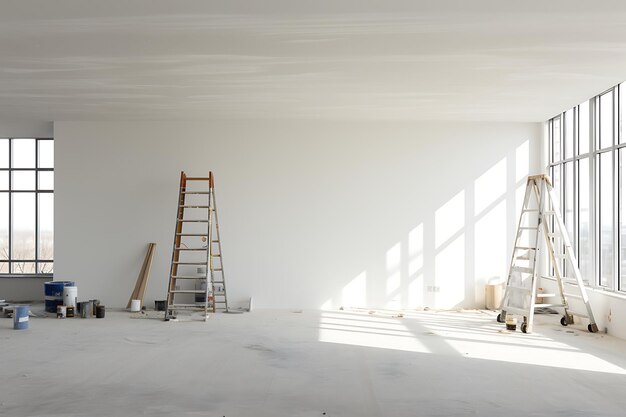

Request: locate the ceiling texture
(1, 0), (626, 122)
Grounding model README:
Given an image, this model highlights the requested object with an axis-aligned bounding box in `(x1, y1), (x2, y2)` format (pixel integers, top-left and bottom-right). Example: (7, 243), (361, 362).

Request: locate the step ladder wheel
(588, 323), (599, 333)
(560, 316), (569, 326)
(497, 313), (505, 323)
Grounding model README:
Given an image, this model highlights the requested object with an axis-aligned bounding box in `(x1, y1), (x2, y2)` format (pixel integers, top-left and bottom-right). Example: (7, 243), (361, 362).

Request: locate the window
(548, 83), (626, 291)
(0, 138), (54, 275)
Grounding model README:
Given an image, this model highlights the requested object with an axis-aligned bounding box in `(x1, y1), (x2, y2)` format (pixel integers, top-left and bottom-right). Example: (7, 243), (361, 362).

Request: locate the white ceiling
(1, 0), (626, 122)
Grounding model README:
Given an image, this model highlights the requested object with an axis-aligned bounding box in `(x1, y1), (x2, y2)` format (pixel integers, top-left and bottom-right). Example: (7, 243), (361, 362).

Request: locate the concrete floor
(2, 308), (626, 417)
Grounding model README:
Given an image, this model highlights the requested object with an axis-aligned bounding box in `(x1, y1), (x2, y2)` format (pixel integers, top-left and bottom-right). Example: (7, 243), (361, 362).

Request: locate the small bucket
(63, 286), (78, 308)
(79, 301), (90, 318)
(90, 300), (100, 316)
(154, 300), (166, 311)
(130, 299), (141, 312)
(13, 305), (29, 330)
(57, 305), (67, 319)
(66, 306), (75, 318)
(96, 305), (105, 319)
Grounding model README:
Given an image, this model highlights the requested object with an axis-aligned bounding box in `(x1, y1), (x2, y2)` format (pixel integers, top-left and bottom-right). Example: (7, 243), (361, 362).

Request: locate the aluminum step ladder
(498, 174), (598, 334)
(165, 171), (228, 321)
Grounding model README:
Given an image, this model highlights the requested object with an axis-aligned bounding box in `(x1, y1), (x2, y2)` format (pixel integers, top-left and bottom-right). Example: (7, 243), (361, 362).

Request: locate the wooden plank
(127, 243), (156, 308)
(136, 243), (156, 307)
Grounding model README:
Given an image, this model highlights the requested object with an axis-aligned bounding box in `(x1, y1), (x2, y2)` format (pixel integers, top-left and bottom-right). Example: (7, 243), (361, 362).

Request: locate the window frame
(0, 137), (54, 277)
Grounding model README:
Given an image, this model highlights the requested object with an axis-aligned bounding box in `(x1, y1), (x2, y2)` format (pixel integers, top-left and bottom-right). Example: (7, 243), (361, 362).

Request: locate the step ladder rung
(181, 191), (210, 194)
(176, 233), (208, 236)
(211, 253), (221, 257)
(171, 275), (207, 279)
(173, 262), (207, 265)
(186, 177), (210, 181)
(168, 304), (210, 310)
(515, 246), (537, 250)
(180, 205), (210, 208)
(170, 290), (207, 294)
(212, 268), (223, 272)
(519, 227), (538, 230)
(177, 219), (209, 222)
(534, 303), (565, 308)
(536, 293), (556, 298)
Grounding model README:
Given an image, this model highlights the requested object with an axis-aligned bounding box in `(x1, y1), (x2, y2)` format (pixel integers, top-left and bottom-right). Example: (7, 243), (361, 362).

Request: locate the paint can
(91, 300), (100, 316)
(44, 281), (76, 313)
(154, 300), (166, 311)
(79, 301), (90, 318)
(505, 314), (517, 331)
(96, 305), (105, 319)
(63, 286), (78, 308)
(66, 306), (75, 318)
(130, 299), (141, 312)
(13, 305), (29, 330)
(57, 305), (67, 318)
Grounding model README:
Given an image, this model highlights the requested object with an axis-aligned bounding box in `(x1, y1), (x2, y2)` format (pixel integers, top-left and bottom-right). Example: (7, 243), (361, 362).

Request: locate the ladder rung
(523, 209), (539, 212)
(212, 268), (223, 272)
(212, 280), (224, 284)
(170, 290), (207, 294)
(175, 247), (207, 251)
(211, 253), (221, 257)
(511, 266), (533, 274)
(182, 191), (210, 194)
(515, 246), (537, 250)
(536, 293), (556, 298)
(178, 220), (209, 222)
(171, 275), (207, 279)
(176, 233), (208, 236)
(180, 205), (210, 208)
(534, 303), (565, 308)
(211, 240), (220, 243)
(186, 177), (210, 181)
(519, 227), (537, 230)
(173, 262), (207, 265)
(168, 304), (210, 309)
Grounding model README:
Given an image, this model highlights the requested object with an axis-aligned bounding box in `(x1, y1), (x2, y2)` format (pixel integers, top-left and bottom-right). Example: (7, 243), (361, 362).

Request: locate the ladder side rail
(501, 179), (535, 314)
(546, 187), (597, 326)
(207, 172), (216, 314)
(166, 171), (187, 318)
(524, 179), (546, 333)
(211, 181), (228, 312)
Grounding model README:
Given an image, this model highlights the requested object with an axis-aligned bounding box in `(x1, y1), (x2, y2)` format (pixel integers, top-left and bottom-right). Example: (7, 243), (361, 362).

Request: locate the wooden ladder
(165, 171), (228, 321)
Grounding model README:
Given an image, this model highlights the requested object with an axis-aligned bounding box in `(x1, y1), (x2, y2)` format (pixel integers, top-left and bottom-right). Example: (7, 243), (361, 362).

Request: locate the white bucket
(130, 299), (141, 312)
(63, 286), (78, 308)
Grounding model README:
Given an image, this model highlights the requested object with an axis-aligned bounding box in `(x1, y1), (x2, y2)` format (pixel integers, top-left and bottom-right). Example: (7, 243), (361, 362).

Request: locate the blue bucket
(44, 281), (76, 313)
(13, 305), (29, 330)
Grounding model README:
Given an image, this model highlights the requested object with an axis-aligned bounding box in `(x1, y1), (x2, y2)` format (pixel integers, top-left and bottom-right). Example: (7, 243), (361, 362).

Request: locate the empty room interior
(3, 1), (626, 416)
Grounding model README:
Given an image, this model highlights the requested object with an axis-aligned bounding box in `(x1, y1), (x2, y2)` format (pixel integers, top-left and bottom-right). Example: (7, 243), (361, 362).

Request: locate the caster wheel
(521, 323), (528, 333)
(588, 323), (599, 333)
(497, 313), (505, 323)
(560, 316), (569, 326)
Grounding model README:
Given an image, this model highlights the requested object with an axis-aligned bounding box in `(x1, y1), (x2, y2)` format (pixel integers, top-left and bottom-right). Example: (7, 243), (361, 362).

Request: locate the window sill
(0, 274), (53, 279)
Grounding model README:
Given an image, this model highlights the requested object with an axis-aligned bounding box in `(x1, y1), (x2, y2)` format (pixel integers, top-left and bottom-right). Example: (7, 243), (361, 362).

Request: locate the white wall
(0, 121), (53, 301)
(54, 120), (540, 310)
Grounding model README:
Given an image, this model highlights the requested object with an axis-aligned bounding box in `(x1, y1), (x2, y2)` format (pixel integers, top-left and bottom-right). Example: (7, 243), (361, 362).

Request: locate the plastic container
(130, 299), (141, 312)
(44, 281), (76, 313)
(63, 286), (78, 308)
(13, 305), (29, 330)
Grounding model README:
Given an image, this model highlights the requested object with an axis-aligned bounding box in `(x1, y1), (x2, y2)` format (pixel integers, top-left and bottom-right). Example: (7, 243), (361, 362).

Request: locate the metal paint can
(57, 305), (67, 319)
(66, 306), (75, 318)
(96, 305), (105, 319)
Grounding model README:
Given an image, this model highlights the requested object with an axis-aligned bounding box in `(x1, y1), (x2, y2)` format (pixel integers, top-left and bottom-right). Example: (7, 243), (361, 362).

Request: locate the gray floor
(2, 308), (626, 417)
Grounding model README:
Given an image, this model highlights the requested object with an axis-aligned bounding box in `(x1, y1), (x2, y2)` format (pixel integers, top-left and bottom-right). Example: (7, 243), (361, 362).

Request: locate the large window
(548, 83), (625, 291)
(0, 138), (54, 276)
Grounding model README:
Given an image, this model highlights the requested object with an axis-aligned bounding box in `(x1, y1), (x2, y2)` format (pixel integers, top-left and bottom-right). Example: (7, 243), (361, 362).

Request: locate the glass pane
(12, 262), (36, 274)
(619, 83), (626, 143)
(552, 117), (561, 162)
(0, 172), (7, 190)
(578, 158), (591, 283)
(621, 149), (626, 290)
(579, 101), (590, 154)
(600, 91), (614, 149)
(564, 161), (575, 245)
(552, 165), (561, 207)
(11, 193), (35, 260)
(0, 261), (7, 273)
(38, 262), (53, 274)
(38, 140), (54, 168)
(11, 139), (36, 168)
(599, 152), (613, 287)
(39, 193), (53, 260)
(0, 139), (8, 168)
(39, 171), (54, 190)
(12, 171), (36, 190)
(564, 109), (574, 159)
(0, 193), (7, 260)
